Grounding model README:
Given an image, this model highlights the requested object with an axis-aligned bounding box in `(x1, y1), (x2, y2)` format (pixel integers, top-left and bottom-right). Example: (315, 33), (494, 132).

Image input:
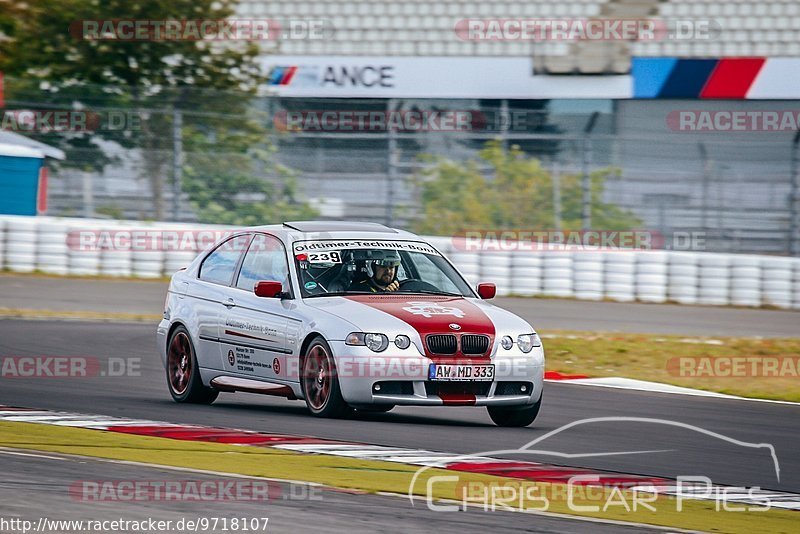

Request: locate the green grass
(0, 307), (162, 323)
(543, 331), (800, 402)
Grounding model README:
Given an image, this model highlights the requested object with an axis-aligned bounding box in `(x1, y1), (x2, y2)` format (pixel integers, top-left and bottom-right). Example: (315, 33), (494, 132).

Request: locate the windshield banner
(293, 240), (440, 256)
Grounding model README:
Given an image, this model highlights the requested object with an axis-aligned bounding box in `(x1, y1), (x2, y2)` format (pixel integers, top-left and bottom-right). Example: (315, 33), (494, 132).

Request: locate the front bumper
(329, 341), (544, 407)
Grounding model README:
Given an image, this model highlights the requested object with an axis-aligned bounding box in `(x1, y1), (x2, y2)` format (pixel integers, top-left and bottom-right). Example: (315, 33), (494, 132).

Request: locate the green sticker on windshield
(305, 281), (318, 290)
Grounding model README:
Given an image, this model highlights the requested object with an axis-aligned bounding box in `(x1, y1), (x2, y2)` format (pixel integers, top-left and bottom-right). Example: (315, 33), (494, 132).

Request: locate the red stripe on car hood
(344, 295), (495, 362)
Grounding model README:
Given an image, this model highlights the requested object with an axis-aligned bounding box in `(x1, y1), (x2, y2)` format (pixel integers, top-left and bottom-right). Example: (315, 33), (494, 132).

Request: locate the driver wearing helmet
(349, 250), (402, 292)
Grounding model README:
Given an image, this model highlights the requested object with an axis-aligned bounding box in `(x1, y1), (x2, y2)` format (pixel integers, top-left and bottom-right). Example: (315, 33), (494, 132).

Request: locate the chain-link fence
(2, 77), (799, 254)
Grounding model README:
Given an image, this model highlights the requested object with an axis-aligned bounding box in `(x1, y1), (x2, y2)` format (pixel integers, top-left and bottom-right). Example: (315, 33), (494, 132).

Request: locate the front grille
(461, 334), (490, 355)
(426, 334), (457, 354)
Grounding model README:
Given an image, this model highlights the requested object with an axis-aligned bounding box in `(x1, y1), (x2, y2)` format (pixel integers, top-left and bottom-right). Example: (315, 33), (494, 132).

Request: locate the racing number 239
(308, 252), (341, 263)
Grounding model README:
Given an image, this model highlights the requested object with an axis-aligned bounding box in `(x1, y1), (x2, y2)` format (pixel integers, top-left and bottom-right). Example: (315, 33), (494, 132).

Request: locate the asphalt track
(1, 274), (799, 532)
(0, 320), (797, 497)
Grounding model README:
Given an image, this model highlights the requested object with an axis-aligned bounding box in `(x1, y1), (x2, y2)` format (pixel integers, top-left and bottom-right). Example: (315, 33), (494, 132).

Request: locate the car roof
(243, 220), (422, 243)
(283, 221), (396, 233)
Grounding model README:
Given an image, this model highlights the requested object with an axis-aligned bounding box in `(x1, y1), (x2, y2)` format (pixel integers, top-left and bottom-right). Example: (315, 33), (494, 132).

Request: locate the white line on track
(0, 447), (68, 461)
(545, 378), (800, 407)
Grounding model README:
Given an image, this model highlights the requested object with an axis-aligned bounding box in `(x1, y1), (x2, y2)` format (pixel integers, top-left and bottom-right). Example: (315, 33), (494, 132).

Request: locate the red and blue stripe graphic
(267, 66), (298, 86)
(633, 58), (767, 99)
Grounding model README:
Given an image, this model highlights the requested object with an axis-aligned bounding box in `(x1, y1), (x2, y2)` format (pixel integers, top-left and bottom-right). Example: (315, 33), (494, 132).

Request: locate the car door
(219, 233), (292, 380)
(190, 233), (252, 370)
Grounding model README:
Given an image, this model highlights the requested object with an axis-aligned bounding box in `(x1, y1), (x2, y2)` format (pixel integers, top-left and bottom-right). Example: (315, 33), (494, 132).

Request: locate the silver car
(156, 221), (544, 426)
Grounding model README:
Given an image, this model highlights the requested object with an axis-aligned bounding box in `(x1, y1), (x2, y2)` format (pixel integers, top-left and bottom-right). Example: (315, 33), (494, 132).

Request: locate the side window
(236, 234), (290, 293)
(198, 235), (250, 286)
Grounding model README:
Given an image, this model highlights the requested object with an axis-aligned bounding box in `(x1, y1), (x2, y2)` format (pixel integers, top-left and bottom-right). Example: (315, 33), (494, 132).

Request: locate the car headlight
(345, 332), (365, 346)
(500, 336), (514, 350)
(346, 332), (389, 352)
(394, 335), (411, 349)
(365, 333), (389, 352)
(517, 333), (541, 353)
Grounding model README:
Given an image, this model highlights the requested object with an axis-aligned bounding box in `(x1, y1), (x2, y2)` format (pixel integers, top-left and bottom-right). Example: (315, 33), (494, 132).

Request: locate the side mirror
(477, 283), (496, 300)
(254, 280), (284, 298)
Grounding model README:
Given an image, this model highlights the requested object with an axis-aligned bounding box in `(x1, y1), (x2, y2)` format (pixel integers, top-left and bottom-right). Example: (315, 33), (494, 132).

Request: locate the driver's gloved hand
(385, 281), (400, 292)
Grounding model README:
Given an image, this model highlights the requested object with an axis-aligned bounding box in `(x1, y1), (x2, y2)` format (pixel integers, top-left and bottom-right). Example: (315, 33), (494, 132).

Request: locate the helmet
(365, 250), (401, 278)
(373, 250), (401, 268)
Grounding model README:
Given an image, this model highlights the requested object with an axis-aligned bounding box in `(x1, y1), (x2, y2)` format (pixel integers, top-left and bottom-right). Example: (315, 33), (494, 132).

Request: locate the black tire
(301, 336), (350, 418)
(166, 325), (219, 404)
(487, 398), (542, 427)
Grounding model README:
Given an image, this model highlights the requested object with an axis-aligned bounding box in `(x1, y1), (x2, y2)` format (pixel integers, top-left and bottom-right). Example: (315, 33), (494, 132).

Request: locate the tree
(182, 125), (317, 226)
(7, 0), (262, 89)
(411, 140), (640, 235)
(0, 0), (26, 71)
(413, 155), (494, 236)
(2, 0), (311, 224)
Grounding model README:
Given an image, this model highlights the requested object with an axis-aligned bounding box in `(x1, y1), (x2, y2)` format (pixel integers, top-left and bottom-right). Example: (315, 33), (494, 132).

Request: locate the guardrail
(1, 215), (799, 310)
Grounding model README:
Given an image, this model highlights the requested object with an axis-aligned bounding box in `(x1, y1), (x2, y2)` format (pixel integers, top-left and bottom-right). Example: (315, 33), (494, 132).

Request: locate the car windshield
(292, 240), (475, 298)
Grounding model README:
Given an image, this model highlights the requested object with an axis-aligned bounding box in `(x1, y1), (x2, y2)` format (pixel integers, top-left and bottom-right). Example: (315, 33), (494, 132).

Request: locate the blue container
(0, 144), (45, 216)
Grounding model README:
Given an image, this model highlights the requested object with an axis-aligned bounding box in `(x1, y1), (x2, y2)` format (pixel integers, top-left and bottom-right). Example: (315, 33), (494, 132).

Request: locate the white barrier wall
(573, 252), (603, 301)
(668, 252), (699, 305)
(1, 215), (800, 310)
(604, 252), (635, 302)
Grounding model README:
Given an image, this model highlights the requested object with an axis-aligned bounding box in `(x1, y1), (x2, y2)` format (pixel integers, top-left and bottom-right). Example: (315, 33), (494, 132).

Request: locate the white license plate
(429, 364), (494, 382)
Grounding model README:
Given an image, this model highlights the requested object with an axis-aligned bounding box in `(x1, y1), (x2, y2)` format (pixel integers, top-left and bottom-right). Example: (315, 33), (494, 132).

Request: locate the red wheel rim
(167, 332), (192, 395)
(303, 344), (332, 410)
